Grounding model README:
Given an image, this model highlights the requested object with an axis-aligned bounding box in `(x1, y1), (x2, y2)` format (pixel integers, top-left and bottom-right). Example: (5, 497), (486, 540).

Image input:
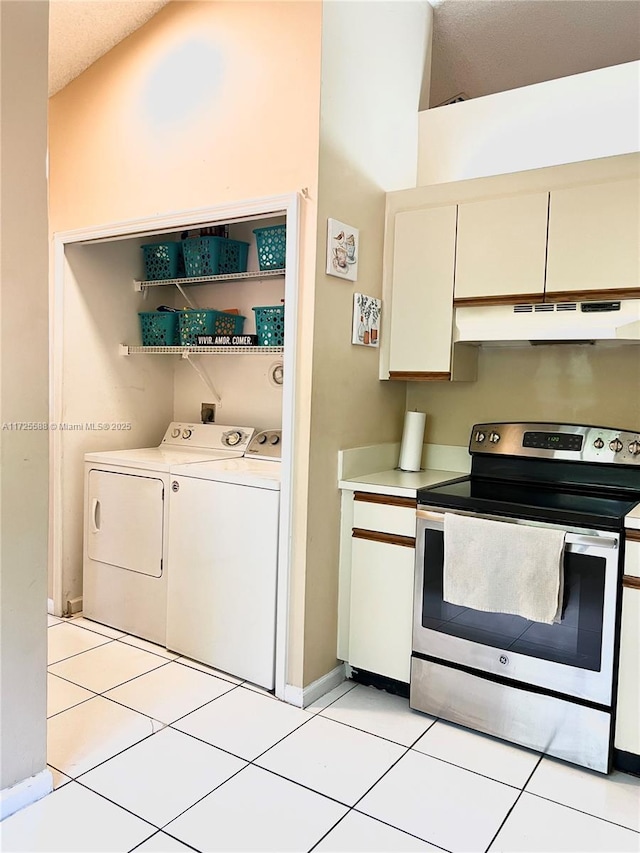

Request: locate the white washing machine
(166, 429), (282, 689)
(82, 422), (255, 644)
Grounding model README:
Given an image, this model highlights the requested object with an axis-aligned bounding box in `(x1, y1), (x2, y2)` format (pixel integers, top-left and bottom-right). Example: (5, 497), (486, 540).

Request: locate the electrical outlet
(201, 403), (216, 423)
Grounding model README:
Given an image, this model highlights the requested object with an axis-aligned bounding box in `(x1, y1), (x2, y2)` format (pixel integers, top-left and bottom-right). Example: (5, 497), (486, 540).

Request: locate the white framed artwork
(352, 293), (380, 347)
(326, 218), (359, 281)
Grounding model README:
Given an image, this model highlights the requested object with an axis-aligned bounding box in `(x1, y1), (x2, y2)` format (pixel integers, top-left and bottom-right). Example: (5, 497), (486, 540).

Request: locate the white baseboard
(1, 768), (53, 820)
(47, 598), (54, 615)
(283, 664), (347, 708)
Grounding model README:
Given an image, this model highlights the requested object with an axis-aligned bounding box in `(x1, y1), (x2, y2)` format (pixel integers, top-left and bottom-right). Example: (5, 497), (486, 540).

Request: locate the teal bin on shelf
(138, 311), (180, 346)
(253, 224), (286, 271)
(141, 242), (183, 280)
(181, 237), (249, 277)
(253, 305), (284, 346)
(178, 310), (246, 345)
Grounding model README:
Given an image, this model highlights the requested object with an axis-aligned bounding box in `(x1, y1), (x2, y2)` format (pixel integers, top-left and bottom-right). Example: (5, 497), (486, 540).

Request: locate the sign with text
(196, 334), (259, 346)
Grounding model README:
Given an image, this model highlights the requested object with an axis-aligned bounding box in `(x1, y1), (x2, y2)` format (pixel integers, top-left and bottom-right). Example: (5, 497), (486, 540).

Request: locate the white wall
(0, 0), (50, 804)
(418, 61), (640, 185)
(304, 0), (432, 684)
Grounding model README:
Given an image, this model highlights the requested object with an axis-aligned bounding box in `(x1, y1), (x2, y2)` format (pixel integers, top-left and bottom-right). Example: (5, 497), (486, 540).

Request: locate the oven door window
(421, 529), (605, 671)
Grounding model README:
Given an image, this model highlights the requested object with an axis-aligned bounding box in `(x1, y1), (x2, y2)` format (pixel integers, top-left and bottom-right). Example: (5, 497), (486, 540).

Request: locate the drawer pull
(352, 528), (415, 549)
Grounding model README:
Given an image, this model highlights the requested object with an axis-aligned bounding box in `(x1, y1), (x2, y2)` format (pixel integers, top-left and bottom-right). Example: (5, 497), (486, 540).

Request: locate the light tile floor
(2, 615), (639, 853)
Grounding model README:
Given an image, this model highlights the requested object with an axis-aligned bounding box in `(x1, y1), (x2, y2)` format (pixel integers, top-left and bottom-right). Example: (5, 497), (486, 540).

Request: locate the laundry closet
(51, 196), (299, 694)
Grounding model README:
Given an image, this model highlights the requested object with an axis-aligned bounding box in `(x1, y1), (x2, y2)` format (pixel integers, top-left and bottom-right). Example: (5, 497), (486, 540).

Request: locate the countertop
(339, 468), (463, 499)
(625, 503), (640, 531)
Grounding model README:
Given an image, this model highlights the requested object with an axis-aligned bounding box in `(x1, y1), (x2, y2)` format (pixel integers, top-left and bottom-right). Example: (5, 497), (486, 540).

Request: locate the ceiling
(48, 0), (640, 102)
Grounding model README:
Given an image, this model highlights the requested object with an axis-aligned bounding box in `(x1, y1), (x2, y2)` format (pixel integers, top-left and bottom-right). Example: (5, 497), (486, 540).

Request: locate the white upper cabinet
(546, 178), (640, 295)
(388, 205), (457, 378)
(455, 193), (549, 302)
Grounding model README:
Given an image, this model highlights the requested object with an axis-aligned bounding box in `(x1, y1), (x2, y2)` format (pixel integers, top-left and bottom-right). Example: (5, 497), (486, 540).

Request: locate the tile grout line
(482, 753), (544, 853)
(524, 789), (640, 835)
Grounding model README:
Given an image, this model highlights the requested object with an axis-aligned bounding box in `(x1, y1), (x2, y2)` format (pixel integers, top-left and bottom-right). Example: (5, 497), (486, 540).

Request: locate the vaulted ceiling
(48, 0), (640, 104)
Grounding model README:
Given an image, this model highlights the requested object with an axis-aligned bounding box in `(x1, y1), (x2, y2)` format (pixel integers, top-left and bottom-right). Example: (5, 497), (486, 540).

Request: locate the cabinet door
(455, 193), (548, 302)
(349, 535), (414, 683)
(389, 206), (456, 378)
(546, 179), (640, 296)
(615, 540), (640, 755)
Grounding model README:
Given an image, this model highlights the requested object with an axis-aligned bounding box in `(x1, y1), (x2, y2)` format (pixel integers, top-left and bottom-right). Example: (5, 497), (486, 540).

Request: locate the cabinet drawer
(624, 536), (640, 579)
(353, 493), (416, 537)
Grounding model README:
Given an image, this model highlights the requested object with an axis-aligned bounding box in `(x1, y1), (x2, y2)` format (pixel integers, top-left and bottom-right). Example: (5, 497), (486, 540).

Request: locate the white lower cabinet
(615, 537), (640, 756)
(345, 493), (416, 684)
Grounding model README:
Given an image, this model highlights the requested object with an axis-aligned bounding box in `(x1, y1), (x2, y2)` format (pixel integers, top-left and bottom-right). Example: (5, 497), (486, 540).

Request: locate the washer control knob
(609, 438), (623, 453)
(270, 434), (280, 445)
(593, 438), (604, 449)
(224, 430), (243, 447)
(182, 428), (192, 439)
(257, 434), (268, 444)
(629, 440), (640, 456)
(489, 432), (500, 444)
(171, 428), (181, 439)
(474, 431), (486, 443)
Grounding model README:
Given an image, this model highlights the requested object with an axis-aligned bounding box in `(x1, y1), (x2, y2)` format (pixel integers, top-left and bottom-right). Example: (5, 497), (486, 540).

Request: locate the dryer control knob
(171, 428), (181, 439)
(182, 429), (192, 439)
(270, 435), (280, 445)
(257, 434), (267, 444)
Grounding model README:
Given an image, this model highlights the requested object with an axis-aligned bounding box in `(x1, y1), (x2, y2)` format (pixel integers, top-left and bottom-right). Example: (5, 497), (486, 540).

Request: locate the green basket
(141, 242), (183, 280)
(253, 225), (286, 270)
(178, 310), (246, 345)
(181, 237), (249, 277)
(253, 305), (284, 346)
(138, 311), (180, 346)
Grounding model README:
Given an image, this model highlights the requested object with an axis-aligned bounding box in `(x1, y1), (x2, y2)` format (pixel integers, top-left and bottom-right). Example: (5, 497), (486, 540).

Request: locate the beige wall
(408, 345), (640, 446)
(0, 0), (49, 792)
(48, 1), (322, 686)
(304, 0), (431, 684)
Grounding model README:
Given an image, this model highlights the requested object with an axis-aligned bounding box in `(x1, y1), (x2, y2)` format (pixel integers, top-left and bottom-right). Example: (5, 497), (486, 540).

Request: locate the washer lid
(170, 457), (281, 489)
(84, 446), (245, 472)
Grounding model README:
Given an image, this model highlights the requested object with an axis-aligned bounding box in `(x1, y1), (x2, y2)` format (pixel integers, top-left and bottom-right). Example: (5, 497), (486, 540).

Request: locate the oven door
(413, 508), (621, 706)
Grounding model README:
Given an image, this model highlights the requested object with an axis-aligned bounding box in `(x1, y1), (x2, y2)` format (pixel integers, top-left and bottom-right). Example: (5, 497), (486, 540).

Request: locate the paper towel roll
(399, 411), (427, 472)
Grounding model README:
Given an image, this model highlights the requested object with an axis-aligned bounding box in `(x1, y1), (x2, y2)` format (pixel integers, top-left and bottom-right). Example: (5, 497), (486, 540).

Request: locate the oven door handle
(416, 509), (619, 549)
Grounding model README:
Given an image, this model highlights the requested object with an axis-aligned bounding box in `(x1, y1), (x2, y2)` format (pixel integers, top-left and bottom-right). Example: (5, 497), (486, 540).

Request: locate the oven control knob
(171, 428), (181, 439)
(499, 655), (509, 665)
(182, 428), (192, 439)
(489, 432), (500, 444)
(609, 438), (623, 453)
(474, 431), (486, 443)
(593, 438), (604, 449)
(270, 434), (280, 445)
(628, 440), (640, 456)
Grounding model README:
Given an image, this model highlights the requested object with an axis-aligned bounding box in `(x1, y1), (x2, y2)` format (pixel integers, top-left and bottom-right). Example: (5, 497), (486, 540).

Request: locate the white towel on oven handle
(443, 513), (566, 625)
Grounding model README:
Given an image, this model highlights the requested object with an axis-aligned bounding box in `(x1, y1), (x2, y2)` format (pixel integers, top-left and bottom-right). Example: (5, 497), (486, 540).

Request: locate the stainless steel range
(411, 422), (640, 773)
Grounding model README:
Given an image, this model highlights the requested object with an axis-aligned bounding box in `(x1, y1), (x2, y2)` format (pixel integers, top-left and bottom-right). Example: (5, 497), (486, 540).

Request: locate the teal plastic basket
(253, 305), (284, 346)
(181, 237), (249, 277)
(253, 224), (286, 270)
(138, 311), (180, 346)
(141, 242), (183, 280)
(178, 310), (246, 345)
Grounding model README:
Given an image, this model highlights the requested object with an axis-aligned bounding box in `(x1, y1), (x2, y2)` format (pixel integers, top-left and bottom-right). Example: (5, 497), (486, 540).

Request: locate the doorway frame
(50, 192), (301, 701)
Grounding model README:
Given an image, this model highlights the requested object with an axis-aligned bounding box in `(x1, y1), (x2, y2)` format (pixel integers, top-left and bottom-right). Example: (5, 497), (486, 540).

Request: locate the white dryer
(166, 430), (282, 689)
(82, 422), (255, 644)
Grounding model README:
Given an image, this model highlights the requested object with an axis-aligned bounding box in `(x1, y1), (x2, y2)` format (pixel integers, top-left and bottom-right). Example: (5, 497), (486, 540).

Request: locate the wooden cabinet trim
(454, 293), (545, 308)
(389, 371), (451, 382)
(626, 529), (640, 543)
(352, 527), (416, 549)
(623, 575), (640, 590)
(543, 287), (640, 303)
(354, 492), (416, 510)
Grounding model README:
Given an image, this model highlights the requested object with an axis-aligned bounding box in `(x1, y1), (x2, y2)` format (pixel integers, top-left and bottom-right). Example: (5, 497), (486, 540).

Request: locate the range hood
(454, 299), (640, 347)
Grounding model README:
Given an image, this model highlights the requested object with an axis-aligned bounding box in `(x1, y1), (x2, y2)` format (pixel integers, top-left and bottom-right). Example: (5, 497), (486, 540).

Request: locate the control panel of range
(245, 429), (282, 460)
(161, 422), (255, 450)
(469, 422), (640, 465)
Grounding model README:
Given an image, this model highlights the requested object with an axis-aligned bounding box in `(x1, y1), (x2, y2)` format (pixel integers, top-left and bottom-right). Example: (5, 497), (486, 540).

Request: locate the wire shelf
(120, 345), (284, 356)
(134, 269), (285, 290)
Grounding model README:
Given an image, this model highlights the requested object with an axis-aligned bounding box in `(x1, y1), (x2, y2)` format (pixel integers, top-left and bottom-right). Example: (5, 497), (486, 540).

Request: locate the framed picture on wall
(352, 293), (380, 347)
(326, 218), (359, 281)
